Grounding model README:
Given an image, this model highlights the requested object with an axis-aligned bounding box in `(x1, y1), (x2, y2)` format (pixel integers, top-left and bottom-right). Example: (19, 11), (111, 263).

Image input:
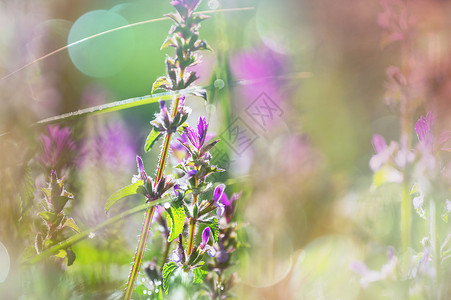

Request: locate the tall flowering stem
(378, 0), (417, 264)
(123, 0), (211, 298)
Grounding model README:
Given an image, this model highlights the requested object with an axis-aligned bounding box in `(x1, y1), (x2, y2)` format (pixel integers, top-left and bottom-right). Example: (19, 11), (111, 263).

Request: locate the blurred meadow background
(1, 0), (451, 299)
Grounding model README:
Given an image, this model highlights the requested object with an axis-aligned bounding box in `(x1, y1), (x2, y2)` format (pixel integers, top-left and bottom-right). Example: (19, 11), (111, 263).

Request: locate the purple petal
(415, 112), (434, 146)
(159, 100), (166, 110)
(350, 261), (369, 276)
(213, 184), (225, 202)
(206, 245), (216, 257)
(187, 169), (198, 177)
(197, 116), (208, 147)
(186, 126), (200, 149)
(216, 204), (224, 217)
(179, 95), (186, 106)
(372, 134), (387, 154)
(217, 250), (229, 263)
(200, 227), (211, 249)
(173, 184), (180, 197)
(136, 156), (144, 174)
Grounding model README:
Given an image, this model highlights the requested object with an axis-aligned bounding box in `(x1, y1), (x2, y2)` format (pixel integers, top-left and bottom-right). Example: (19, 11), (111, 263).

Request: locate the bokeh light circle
(240, 225), (293, 287)
(68, 10), (135, 78)
(255, 0), (299, 54)
(290, 235), (362, 299)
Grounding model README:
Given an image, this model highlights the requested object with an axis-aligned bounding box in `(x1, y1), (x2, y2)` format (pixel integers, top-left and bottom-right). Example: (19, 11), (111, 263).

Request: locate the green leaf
(145, 129), (163, 152)
(62, 217), (80, 233)
(193, 262), (208, 284)
(66, 248), (76, 266)
(190, 88), (208, 101)
(177, 122), (189, 135)
(160, 37), (176, 50)
(163, 262), (178, 294)
(39, 211), (57, 222)
(40, 187), (52, 199)
(105, 180), (144, 212)
(152, 76), (170, 93)
(34, 92), (174, 127)
(52, 196), (72, 213)
(205, 217), (219, 243)
(54, 249), (67, 258)
(166, 204), (186, 242)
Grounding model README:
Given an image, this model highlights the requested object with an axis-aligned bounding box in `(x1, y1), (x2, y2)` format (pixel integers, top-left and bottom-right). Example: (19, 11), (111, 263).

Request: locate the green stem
(124, 94), (182, 300)
(124, 206), (156, 300)
(187, 218), (196, 256)
(429, 199), (440, 294)
(160, 240), (172, 273)
(401, 181), (411, 268)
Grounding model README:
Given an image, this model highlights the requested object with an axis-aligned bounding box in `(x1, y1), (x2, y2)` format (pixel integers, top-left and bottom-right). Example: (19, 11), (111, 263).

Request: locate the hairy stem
(124, 93), (183, 299)
(187, 218), (196, 256)
(124, 207), (156, 300)
(160, 240), (172, 273)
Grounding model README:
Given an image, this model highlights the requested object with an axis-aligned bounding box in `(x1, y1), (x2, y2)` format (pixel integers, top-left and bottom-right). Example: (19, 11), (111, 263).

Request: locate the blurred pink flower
(415, 112), (451, 153)
(378, 0), (412, 47)
(38, 125), (76, 172)
(230, 47), (286, 105)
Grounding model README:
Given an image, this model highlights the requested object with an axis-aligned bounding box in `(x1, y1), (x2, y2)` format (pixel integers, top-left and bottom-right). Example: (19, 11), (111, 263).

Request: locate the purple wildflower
(38, 125), (76, 172)
(200, 227), (210, 249)
(173, 184), (181, 197)
(132, 156), (148, 183)
(378, 0), (410, 47)
(415, 112), (433, 148)
(216, 239), (229, 264)
(213, 184), (226, 217)
(186, 169), (198, 177)
(132, 156), (174, 201)
(369, 134), (413, 172)
(185, 116), (208, 150)
(230, 47), (286, 106)
(414, 112), (451, 154)
(172, 235), (185, 263)
(92, 123), (136, 170)
(199, 227), (216, 257)
(220, 192), (241, 224)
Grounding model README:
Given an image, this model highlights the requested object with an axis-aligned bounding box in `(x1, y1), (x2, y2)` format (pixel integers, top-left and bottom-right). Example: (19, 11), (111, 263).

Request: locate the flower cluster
(132, 156), (175, 202)
(37, 125), (77, 173)
(150, 98), (191, 134)
(112, 1), (242, 298)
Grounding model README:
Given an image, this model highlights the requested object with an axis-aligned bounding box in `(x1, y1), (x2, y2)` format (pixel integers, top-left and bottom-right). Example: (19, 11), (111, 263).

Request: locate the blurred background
(1, 0), (451, 299)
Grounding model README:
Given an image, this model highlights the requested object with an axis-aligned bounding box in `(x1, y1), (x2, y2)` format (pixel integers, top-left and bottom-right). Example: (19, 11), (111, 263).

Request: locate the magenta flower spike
(186, 116), (209, 150)
(223, 192), (241, 223)
(38, 125), (76, 171)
